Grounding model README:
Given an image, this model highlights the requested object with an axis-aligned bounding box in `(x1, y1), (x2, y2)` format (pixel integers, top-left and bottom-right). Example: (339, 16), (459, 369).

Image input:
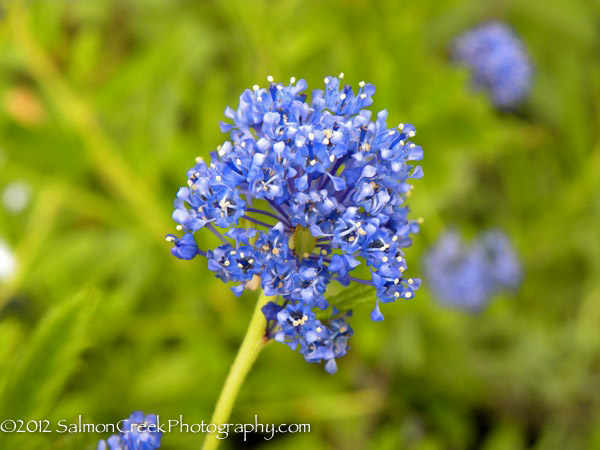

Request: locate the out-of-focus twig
(6, 2), (170, 239)
(0, 185), (63, 308)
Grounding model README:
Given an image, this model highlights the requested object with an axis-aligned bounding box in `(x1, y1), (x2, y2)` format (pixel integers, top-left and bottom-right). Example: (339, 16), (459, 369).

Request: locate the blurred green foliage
(0, 0), (599, 448)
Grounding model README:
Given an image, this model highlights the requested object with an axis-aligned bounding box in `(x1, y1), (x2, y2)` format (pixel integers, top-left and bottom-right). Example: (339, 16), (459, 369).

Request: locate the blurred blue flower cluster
(424, 230), (521, 311)
(97, 412), (162, 450)
(167, 75), (424, 373)
(453, 21), (533, 109)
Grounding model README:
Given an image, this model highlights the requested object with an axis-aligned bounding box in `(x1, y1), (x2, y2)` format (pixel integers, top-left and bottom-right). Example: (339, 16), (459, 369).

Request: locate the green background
(0, 0), (599, 448)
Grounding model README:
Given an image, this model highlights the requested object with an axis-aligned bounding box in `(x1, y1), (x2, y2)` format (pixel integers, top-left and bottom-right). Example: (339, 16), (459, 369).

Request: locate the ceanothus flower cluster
(452, 21), (533, 109)
(97, 411), (162, 450)
(424, 230), (521, 311)
(167, 75), (423, 373)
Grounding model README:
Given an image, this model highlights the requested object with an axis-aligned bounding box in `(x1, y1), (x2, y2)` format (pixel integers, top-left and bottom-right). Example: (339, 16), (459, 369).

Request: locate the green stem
(201, 290), (271, 450)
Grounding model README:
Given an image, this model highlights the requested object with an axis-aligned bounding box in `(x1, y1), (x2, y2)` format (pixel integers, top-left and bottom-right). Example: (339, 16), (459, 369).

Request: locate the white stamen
(324, 77), (329, 84)
(339, 72), (344, 79)
(398, 123), (404, 130)
(360, 93), (366, 99)
(215, 176), (222, 181)
(176, 225), (183, 231)
(290, 76), (296, 83)
(405, 292), (412, 298)
(322, 138), (329, 145)
(253, 84), (259, 91)
(340, 93), (346, 100)
(308, 133), (315, 140)
(267, 75), (274, 82)
(359, 81), (365, 87)
(329, 155), (335, 162)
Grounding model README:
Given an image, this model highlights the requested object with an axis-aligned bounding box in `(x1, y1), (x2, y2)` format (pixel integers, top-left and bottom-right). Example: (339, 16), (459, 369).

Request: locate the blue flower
(166, 233), (200, 260)
(424, 230), (521, 311)
(168, 75), (423, 373)
(97, 411), (162, 450)
(478, 230), (522, 289)
(452, 21), (533, 109)
(300, 316), (353, 375)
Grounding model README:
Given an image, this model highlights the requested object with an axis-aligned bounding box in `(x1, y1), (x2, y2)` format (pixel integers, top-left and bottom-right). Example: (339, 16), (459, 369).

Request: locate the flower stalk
(201, 290), (271, 450)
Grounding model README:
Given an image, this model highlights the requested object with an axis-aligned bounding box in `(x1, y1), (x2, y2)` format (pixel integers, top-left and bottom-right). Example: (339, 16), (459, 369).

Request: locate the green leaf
(0, 288), (99, 420)
(321, 284), (375, 317)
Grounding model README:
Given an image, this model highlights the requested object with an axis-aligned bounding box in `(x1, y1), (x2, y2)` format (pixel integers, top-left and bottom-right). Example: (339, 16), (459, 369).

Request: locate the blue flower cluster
(97, 411), (162, 450)
(452, 21), (533, 109)
(424, 230), (521, 311)
(167, 75), (423, 373)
